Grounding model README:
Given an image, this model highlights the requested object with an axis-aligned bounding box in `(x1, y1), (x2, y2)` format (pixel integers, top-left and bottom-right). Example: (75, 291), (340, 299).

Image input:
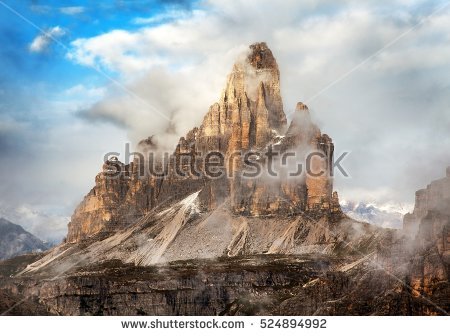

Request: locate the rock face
(17, 198), (386, 276)
(0, 218), (48, 260)
(403, 167), (450, 297)
(66, 42), (340, 243)
(403, 167), (450, 251)
(2, 252), (449, 316)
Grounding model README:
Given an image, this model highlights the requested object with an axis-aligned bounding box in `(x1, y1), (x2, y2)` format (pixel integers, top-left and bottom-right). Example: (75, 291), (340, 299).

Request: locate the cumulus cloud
(29, 26), (65, 53)
(75, 44), (247, 148)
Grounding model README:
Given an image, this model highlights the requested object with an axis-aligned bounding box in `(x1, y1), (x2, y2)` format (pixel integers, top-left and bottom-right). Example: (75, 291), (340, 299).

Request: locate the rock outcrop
(66, 42), (340, 243)
(2, 251), (449, 316)
(403, 167), (450, 253)
(403, 167), (450, 297)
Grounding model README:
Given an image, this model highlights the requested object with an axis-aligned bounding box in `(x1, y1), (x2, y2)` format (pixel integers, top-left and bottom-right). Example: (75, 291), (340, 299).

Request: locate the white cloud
(132, 9), (191, 25)
(60, 6), (85, 15)
(29, 26), (65, 53)
(64, 84), (106, 99)
(60, 0), (450, 207)
(67, 29), (163, 73)
(0, 204), (69, 243)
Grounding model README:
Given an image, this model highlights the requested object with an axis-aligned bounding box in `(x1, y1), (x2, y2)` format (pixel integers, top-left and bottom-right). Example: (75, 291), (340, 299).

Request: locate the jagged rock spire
(198, 42), (287, 153)
(66, 43), (340, 243)
(285, 102), (320, 146)
(247, 42), (278, 70)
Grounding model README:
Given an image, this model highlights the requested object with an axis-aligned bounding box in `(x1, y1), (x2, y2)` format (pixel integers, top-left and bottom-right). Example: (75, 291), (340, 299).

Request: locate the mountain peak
(286, 101), (316, 138)
(247, 42), (278, 70)
(0, 218), (48, 260)
(0, 217), (26, 233)
(294, 101), (311, 122)
(65, 43), (340, 243)
(296, 102), (309, 110)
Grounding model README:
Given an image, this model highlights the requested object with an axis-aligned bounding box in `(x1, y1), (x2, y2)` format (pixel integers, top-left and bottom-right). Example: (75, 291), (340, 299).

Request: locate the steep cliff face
(66, 42), (340, 243)
(198, 41), (286, 152)
(66, 160), (129, 242)
(3, 251), (449, 316)
(403, 167), (450, 253)
(403, 167), (450, 298)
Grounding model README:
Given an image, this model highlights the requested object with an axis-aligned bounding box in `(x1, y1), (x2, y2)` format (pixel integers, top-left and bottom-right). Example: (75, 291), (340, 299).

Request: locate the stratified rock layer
(2, 251), (449, 316)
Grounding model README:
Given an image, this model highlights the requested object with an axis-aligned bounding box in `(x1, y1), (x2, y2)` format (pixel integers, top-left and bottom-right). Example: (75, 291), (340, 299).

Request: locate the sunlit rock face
(66, 42), (341, 243)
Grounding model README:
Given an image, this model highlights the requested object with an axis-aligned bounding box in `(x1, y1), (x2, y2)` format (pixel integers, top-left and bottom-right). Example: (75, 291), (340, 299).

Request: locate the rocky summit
(0, 43), (449, 316)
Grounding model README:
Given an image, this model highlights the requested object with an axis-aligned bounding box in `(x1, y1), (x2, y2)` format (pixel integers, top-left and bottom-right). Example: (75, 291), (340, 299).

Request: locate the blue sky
(0, 0), (195, 92)
(1, 0), (450, 240)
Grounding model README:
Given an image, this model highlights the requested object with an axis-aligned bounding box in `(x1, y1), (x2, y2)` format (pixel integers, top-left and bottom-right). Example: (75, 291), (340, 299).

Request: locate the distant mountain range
(0, 218), (48, 260)
(341, 201), (407, 229)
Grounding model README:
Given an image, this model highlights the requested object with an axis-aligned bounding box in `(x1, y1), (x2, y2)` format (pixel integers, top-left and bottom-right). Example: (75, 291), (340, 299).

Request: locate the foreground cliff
(1, 249), (449, 316)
